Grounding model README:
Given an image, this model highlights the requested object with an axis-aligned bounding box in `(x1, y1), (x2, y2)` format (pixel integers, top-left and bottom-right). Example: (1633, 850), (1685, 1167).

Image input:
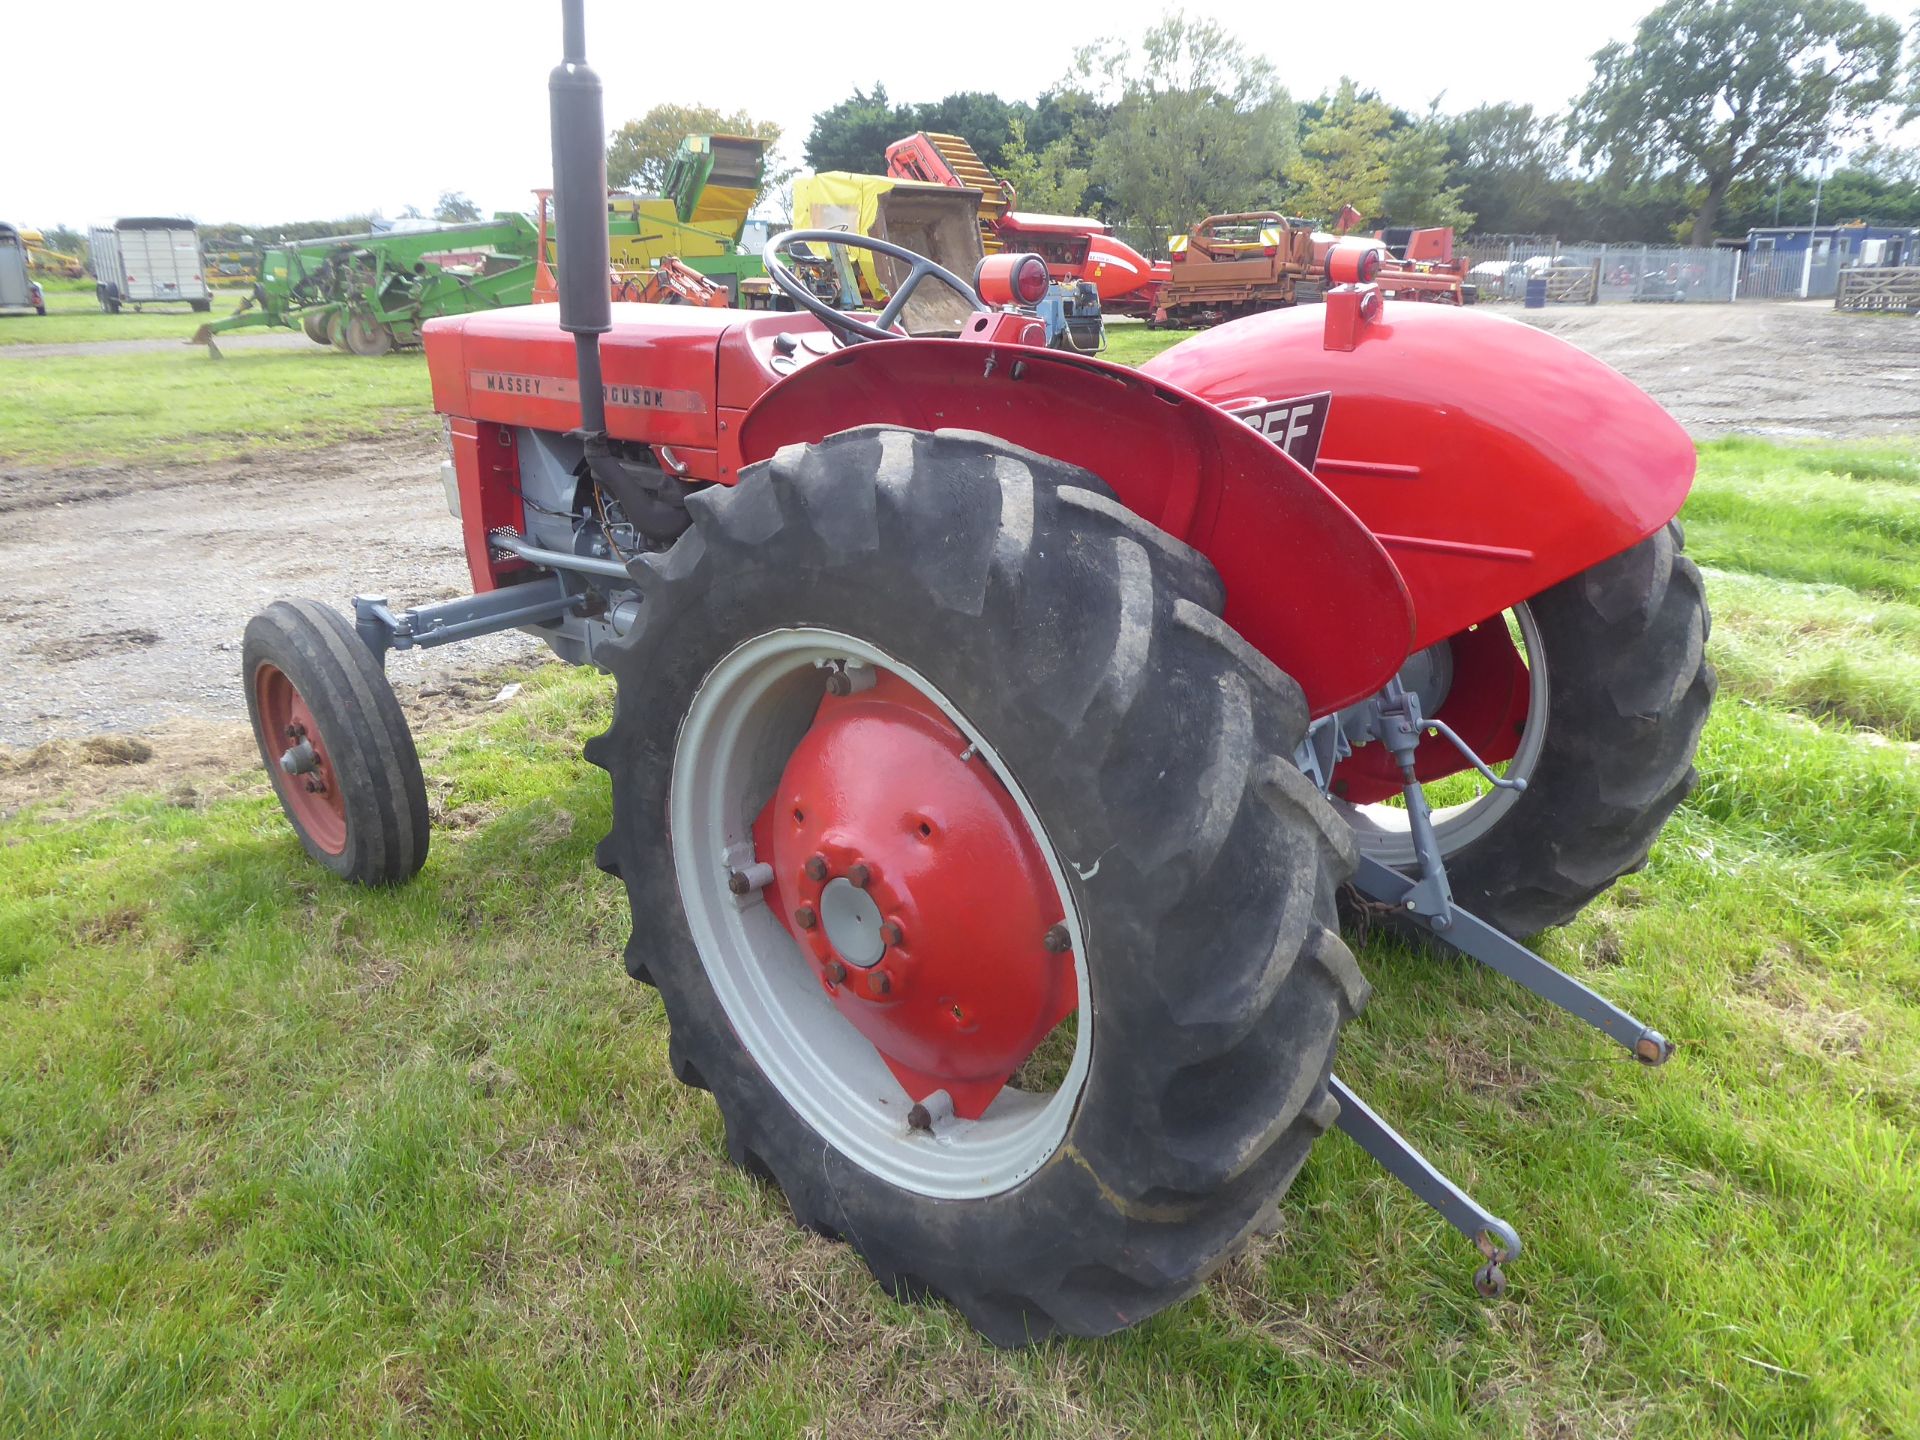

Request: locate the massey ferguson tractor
(241, 1), (1714, 1345)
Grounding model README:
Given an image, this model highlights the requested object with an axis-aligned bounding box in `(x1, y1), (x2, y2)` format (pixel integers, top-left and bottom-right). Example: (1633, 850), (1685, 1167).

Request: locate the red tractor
(242, 2), (1713, 1345)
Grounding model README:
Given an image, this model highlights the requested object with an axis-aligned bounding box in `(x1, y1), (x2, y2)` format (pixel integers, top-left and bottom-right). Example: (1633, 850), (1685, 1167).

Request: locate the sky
(8, 0), (1916, 228)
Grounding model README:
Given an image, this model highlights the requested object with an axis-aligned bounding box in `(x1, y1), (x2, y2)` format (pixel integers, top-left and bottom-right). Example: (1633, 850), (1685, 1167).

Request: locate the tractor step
(1350, 855), (1673, 1065)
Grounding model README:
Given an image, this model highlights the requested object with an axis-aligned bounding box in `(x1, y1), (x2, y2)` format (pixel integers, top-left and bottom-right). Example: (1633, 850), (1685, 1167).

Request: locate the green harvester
(193, 214), (540, 356)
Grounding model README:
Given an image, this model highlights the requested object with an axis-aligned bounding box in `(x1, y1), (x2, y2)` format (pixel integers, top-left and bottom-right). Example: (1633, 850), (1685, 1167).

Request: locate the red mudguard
(1139, 300), (1697, 650)
(738, 340), (1415, 717)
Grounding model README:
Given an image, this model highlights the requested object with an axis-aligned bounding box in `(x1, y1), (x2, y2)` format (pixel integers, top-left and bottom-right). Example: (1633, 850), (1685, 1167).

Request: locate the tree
(1718, 149), (1920, 233)
(1445, 104), (1572, 234)
(804, 85), (913, 173)
(1381, 103), (1474, 229)
(909, 92), (1021, 169)
(1077, 14), (1297, 240)
(1286, 79), (1394, 220)
(609, 103), (783, 203)
(1568, 0), (1904, 246)
(1900, 10), (1920, 123)
(433, 191), (482, 223)
(997, 117), (1090, 214)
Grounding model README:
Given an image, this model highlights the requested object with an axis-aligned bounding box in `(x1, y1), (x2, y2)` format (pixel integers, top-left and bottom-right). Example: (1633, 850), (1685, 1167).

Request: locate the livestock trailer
(89, 216), (212, 312)
(0, 223), (46, 314)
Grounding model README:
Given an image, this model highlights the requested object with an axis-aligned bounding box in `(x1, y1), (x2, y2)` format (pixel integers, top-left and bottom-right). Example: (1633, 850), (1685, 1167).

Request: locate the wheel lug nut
(825, 960), (847, 984)
(795, 905), (817, 930)
(727, 862), (774, 895)
(907, 1102), (932, 1131)
(880, 920), (904, 947)
(804, 853), (829, 882)
(846, 862), (871, 889)
(1043, 922), (1071, 953)
(870, 971), (892, 996)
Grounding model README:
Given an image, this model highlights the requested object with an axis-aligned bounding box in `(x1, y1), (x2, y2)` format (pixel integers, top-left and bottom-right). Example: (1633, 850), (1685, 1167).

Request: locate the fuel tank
(1139, 300), (1696, 648)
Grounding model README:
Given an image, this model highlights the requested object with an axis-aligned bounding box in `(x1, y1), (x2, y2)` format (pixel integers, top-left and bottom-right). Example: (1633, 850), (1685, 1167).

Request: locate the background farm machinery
(885, 130), (1168, 325)
(193, 215), (542, 355)
(605, 134), (773, 305)
(1158, 211), (1474, 326)
(18, 228), (86, 279)
(195, 133), (768, 355)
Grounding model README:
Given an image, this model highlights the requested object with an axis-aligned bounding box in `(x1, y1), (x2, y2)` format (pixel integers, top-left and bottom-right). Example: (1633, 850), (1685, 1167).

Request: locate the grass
(1100, 320), (1197, 367)
(2, 351), (1919, 1433)
(0, 347), (431, 466)
(0, 286), (254, 347)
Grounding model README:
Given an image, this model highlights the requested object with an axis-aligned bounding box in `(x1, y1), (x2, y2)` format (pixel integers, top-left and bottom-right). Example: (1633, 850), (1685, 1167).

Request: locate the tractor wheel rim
(669, 627), (1091, 1201)
(1340, 603), (1549, 865)
(253, 663), (348, 855)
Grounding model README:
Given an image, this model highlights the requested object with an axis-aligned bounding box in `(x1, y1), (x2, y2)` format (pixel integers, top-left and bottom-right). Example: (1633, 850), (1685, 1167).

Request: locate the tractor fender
(1139, 300), (1696, 649)
(738, 339), (1414, 716)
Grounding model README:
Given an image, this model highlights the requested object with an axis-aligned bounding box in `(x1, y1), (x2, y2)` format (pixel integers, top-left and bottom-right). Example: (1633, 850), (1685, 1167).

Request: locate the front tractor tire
(243, 600), (429, 886)
(589, 427), (1369, 1344)
(1343, 520), (1714, 936)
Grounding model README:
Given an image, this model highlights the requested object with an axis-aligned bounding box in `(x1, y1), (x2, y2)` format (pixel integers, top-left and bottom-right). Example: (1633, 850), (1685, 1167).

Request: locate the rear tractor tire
(243, 599), (429, 886)
(1340, 520), (1713, 937)
(588, 426), (1368, 1344)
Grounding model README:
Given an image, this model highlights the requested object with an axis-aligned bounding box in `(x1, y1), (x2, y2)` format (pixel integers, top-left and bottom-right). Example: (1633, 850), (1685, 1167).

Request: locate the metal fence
(1457, 235), (1863, 304)
(1105, 223), (1874, 305)
(1458, 238), (1741, 304)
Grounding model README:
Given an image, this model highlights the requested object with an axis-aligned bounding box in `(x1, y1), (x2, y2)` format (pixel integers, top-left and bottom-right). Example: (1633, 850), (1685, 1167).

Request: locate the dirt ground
(1516, 300), (1920, 438)
(1, 301), (1913, 810)
(0, 433), (549, 811)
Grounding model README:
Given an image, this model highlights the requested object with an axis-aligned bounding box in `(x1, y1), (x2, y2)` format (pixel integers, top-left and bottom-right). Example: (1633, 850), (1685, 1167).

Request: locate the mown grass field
(0, 283), (252, 347)
(1, 330), (1917, 1436)
(0, 346), (433, 466)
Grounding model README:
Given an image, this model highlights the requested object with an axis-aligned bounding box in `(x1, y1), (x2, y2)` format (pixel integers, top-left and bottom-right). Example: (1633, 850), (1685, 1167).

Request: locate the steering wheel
(763, 229), (983, 343)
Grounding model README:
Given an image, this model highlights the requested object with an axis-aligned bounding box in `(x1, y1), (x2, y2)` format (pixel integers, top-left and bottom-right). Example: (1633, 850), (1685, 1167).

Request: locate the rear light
(1327, 243), (1381, 285)
(1263, 246), (1278, 257)
(1013, 254), (1048, 304)
(973, 252), (1052, 308)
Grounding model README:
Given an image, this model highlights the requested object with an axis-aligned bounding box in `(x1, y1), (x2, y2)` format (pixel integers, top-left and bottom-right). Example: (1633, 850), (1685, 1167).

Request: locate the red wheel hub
(753, 670), (1076, 1119)
(254, 663), (347, 855)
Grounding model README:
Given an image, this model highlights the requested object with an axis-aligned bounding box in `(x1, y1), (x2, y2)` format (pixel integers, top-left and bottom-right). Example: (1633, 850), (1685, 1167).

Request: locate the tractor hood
(1140, 300), (1697, 648)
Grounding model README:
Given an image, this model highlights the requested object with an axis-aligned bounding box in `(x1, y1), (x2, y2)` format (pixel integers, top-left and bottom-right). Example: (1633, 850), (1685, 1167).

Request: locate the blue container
(1524, 275), (1548, 309)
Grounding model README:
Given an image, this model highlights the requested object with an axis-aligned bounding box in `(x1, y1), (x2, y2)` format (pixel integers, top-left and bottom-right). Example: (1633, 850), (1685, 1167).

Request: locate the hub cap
(669, 628), (1090, 1199)
(253, 663), (347, 855)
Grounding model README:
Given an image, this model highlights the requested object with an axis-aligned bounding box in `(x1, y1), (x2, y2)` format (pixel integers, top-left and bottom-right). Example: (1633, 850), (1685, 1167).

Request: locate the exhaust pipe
(550, 0), (612, 434)
(548, 0), (692, 546)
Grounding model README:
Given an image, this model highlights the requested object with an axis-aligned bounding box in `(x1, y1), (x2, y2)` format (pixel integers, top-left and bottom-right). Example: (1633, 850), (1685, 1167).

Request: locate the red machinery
(241, 0), (1711, 1348)
(1156, 211), (1324, 326)
(1326, 226), (1475, 305)
(886, 131), (1167, 314)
